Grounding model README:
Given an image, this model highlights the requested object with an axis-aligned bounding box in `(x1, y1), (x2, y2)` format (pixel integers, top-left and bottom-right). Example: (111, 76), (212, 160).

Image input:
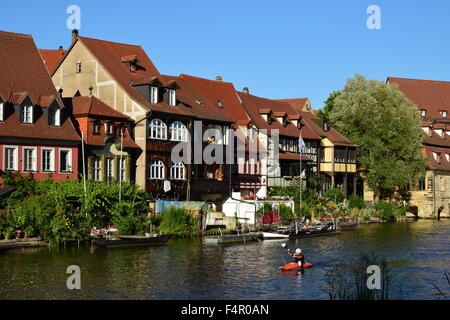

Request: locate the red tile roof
(67, 96), (130, 119)
(237, 92), (321, 141)
(277, 98), (309, 111)
(180, 74), (250, 123)
(387, 77), (450, 121)
(39, 48), (67, 75)
(423, 145), (450, 171)
(0, 30), (80, 142)
(281, 99), (356, 147)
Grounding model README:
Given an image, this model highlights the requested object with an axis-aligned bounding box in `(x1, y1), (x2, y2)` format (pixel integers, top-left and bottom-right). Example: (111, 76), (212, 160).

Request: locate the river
(0, 220), (449, 300)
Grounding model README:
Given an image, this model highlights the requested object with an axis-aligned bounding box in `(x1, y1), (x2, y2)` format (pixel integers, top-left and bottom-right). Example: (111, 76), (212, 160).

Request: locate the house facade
(282, 99), (358, 196)
(0, 31), (80, 185)
(381, 77), (450, 218)
(237, 90), (322, 189)
(181, 75), (267, 198)
(64, 96), (140, 184)
(50, 31), (233, 202)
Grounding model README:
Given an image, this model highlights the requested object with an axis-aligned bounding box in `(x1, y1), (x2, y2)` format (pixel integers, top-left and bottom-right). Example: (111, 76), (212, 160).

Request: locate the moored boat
(91, 234), (171, 247)
(259, 232), (290, 240)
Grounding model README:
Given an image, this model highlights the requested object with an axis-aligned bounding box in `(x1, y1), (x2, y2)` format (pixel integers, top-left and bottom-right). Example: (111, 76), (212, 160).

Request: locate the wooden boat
(91, 234), (171, 247)
(259, 232), (290, 240)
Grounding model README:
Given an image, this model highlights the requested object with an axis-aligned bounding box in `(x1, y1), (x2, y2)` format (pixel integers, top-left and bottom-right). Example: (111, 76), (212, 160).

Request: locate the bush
(324, 188), (345, 204)
(278, 203), (295, 223)
(374, 201), (406, 221)
(348, 195), (367, 210)
(158, 207), (198, 234)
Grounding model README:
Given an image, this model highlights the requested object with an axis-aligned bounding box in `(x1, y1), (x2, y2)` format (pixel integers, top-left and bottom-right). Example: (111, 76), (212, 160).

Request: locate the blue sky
(1, 0), (449, 109)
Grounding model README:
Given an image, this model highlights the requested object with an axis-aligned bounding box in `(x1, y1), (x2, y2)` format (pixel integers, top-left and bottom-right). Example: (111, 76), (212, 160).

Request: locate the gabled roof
(0, 30), (80, 142)
(387, 77), (450, 121)
(180, 74), (251, 124)
(277, 98), (310, 111)
(39, 48), (67, 75)
(423, 145), (450, 171)
(64, 96), (130, 119)
(281, 99), (356, 147)
(237, 91), (320, 140)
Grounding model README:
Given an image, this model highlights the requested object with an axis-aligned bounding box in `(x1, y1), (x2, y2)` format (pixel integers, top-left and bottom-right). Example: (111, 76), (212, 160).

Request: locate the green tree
(330, 74), (425, 201)
(317, 91), (342, 124)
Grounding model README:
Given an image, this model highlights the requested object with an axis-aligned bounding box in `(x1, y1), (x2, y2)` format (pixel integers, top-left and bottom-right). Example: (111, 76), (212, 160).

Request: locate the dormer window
(420, 109), (426, 117)
(150, 86), (158, 104)
(440, 110), (448, 119)
(323, 122), (329, 132)
(76, 61), (82, 73)
(48, 107), (61, 126)
(0, 100), (4, 121)
(432, 152), (439, 162)
(217, 100), (224, 109)
(93, 121), (100, 135)
(20, 104), (33, 124)
(167, 89), (176, 106)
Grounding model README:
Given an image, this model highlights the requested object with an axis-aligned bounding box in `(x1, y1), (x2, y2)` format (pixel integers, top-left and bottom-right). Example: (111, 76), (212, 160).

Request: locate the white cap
(296, 249), (302, 254)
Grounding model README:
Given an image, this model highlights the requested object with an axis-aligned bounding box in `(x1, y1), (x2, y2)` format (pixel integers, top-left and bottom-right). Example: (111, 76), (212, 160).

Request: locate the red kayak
(280, 262), (314, 271)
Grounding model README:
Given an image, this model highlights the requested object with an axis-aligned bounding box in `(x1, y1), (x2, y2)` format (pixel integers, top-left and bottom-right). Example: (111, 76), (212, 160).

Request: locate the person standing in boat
(288, 248), (305, 267)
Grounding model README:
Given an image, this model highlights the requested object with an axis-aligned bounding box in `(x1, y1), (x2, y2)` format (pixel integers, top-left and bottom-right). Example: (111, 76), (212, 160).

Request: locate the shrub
(158, 207), (198, 234)
(278, 203), (295, 224)
(324, 188), (346, 204)
(348, 195), (367, 210)
(374, 201), (406, 221)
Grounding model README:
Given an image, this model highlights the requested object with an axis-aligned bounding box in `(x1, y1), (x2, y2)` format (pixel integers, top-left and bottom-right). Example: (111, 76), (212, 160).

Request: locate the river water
(0, 220), (449, 300)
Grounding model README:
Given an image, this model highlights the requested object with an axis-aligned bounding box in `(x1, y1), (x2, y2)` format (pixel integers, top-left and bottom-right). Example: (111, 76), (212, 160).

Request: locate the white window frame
(118, 158), (126, 182)
(149, 160), (165, 180)
(42, 148), (55, 172)
(0, 101), (4, 121)
(170, 162), (185, 180)
(168, 89), (176, 106)
(93, 157), (102, 181)
(420, 110), (426, 117)
(441, 110), (448, 119)
(150, 86), (159, 104)
(48, 107), (61, 126)
(76, 61), (82, 73)
(149, 119), (167, 140)
(21, 104), (33, 124)
(59, 149), (73, 173)
(3, 146), (18, 171)
(23, 147), (37, 172)
(105, 157), (114, 184)
(170, 121), (188, 142)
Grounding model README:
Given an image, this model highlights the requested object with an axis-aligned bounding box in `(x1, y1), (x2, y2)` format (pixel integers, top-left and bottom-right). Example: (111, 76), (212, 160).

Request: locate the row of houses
(0, 29), (448, 218)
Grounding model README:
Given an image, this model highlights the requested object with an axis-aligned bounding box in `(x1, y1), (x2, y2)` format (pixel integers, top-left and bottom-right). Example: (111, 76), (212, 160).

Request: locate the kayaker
(288, 248), (305, 266)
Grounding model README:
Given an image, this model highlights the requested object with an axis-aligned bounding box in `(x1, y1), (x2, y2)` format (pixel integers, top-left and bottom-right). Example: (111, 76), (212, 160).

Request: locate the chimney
(72, 29), (79, 44)
(243, 87), (249, 94)
(58, 88), (64, 98)
(215, 76), (223, 81)
(88, 86), (94, 96)
(59, 46), (64, 50)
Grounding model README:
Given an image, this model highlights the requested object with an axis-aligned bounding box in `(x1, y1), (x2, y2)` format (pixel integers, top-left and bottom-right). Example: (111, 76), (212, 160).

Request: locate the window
(23, 148), (37, 172)
(217, 100), (224, 109)
(118, 158), (126, 182)
(0, 101), (4, 121)
(21, 104), (33, 124)
(42, 148), (55, 172)
(105, 158), (113, 184)
(48, 107), (61, 126)
(149, 160), (165, 180)
(150, 86), (159, 104)
(60, 149), (72, 172)
(167, 89), (176, 106)
(335, 148), (346, 163)
(93, 121), (100, 135)
(170, 162), (185, 180)
(441, 110), (448, 119)
(420, 110), (426, 117)
(105, 123), (114, 136)
(4, 146), (18, 171)
(170, 121), (188, 142)
(76, 61), (82, 73)
(93, 157), (101, 181)
(418, 177), (426, 191)
(149, 119), (167, 140)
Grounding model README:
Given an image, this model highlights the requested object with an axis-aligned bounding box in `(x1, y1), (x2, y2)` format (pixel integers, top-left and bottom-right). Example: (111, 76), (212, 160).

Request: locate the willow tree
(330, 74), (425, 201)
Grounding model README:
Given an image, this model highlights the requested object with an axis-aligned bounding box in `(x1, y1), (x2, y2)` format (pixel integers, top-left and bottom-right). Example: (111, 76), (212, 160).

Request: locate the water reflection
(0, 220), (449, 300)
